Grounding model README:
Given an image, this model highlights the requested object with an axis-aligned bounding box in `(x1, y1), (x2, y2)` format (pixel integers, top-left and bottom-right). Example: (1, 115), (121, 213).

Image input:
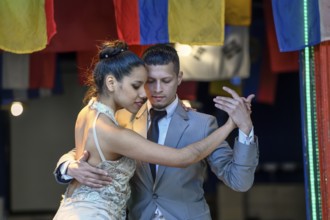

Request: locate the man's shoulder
(115, 108), (135, 127)
(187, 109), (214, 119)
(176, 104), (216, 122)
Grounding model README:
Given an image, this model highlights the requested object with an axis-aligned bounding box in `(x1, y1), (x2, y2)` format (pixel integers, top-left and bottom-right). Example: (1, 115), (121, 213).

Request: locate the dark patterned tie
(147, 108), (167, 181)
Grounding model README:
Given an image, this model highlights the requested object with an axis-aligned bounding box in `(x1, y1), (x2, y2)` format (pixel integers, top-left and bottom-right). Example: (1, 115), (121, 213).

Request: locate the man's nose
(155, 81), (162, 92)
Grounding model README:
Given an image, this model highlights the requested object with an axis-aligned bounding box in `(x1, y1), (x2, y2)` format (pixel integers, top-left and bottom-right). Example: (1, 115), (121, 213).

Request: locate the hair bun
(99, 40), (128, 60)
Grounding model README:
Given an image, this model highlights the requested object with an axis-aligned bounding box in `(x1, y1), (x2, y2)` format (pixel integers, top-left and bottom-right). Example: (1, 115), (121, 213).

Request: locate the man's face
(145, 62), (183, 110)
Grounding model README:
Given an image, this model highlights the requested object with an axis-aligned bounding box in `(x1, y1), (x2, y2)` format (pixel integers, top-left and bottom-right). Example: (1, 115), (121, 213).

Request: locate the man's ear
(177, 70), (183, 86)
(105, 75), (115, 92)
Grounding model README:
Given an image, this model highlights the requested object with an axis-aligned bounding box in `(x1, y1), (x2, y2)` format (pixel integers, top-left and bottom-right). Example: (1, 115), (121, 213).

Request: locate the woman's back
(75, 99), (122, 164)
(54, 98), (136, 220)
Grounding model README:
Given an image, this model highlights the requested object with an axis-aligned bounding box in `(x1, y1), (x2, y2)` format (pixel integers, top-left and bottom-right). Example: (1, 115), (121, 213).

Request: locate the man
(54, 44), (258, 220)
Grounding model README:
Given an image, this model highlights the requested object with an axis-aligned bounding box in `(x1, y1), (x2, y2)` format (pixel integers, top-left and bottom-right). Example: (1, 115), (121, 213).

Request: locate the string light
(303, 0), (322, 218)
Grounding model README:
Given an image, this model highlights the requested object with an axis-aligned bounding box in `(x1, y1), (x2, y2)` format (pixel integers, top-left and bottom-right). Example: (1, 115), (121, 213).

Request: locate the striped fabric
(113, 0), (225, 45)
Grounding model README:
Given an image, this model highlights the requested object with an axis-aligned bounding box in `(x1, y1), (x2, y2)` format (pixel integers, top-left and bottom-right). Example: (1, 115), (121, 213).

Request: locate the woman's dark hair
(83, 40), (145, 104)
(142, 44), (180, 75)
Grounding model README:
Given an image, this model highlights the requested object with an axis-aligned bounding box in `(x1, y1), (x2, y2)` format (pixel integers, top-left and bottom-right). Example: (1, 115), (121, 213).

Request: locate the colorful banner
(1, 52), (56, 90)
(0, 0), (56, 54)
(177, 26), (250, 81)
(0, 52), (61, 105)
(45, 0), (117, 52)
(272, 0), (330, 52)
(29, 52), (56, 89)
(113, 0), (225, 45)
(264, 0), (299, 73)
(1, 53), (30, 89)
(225, 0), (252, 26)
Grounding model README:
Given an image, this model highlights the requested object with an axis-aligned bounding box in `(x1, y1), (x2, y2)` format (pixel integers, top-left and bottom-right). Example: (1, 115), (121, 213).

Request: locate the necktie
(147, 108), (167, 181)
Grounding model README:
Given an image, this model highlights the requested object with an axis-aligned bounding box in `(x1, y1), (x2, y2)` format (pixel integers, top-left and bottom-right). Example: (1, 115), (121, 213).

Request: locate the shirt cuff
(60, 160), (73, 180)
(238, 127), (255, 145)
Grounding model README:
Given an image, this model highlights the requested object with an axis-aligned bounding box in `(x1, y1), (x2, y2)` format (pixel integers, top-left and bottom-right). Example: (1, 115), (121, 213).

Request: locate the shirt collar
(147, 96), (178, 119)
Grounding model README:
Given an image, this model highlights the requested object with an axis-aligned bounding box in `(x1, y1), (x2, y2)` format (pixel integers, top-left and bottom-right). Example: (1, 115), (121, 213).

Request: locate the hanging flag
(30, 52), (56, 89)
(177, 26), (250, 81)
(225, 0), (252, 26)
(1, 51), (56, 90)
(177, 81), (198, 101)
(0, 0), (56, 54)
(257, 48), (278, 105)
(113, 0), (225, 45)
(76, 50), (98, 85)
(45, 0), (57, 44)
(242, 6), (278, 105)
(1, 52), (30, 89)
(209, 79), (242, 97)
(264, 0), (299, 73)
(45, 0), (117, 52)
(0, 53), (62, 105)
(272, 0), (330, 52)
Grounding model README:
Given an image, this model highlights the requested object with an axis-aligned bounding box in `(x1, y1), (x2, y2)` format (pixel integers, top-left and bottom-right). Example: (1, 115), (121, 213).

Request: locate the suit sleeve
(53, 149), (76, 184)
(206, 117), (259, 192)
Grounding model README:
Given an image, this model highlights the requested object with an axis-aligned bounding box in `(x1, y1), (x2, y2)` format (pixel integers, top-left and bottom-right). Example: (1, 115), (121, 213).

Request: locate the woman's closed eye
(132, 83), (143, 90)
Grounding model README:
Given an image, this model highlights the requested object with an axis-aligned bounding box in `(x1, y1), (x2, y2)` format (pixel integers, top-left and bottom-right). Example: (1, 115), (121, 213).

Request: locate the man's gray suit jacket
(118, 102), (259, 220)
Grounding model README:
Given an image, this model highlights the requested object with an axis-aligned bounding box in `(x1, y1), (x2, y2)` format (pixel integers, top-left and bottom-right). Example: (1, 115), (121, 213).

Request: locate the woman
(53, 40), (236, 219)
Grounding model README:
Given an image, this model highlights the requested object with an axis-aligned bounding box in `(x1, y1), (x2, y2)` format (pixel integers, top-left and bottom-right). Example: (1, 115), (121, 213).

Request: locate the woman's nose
(140, 88), (147, 98)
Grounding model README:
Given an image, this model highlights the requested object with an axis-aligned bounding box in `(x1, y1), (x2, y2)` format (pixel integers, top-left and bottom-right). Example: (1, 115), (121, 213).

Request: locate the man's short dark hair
(142, 44), (180, 74)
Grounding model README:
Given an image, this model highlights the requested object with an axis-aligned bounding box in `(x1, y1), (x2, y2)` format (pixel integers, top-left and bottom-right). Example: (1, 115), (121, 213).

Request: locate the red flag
(29, 52), (56, 89)
(45, 0), (57, 44)
(264, 0), (299, 73)
(45, 0), (117, 52)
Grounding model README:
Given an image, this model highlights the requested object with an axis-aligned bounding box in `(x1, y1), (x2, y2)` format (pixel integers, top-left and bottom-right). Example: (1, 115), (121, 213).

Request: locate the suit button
(152, 193), (158, 199)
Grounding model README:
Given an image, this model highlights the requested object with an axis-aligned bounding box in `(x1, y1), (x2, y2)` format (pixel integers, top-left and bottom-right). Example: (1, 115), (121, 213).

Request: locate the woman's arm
(98, 116), (235, 168)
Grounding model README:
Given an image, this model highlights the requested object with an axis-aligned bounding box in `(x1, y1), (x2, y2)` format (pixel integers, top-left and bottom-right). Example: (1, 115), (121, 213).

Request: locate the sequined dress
(53, 98), (136, 220)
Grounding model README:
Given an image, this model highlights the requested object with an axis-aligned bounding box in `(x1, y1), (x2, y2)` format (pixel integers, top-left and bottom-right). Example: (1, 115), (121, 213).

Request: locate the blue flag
(272, 0), (330, 52)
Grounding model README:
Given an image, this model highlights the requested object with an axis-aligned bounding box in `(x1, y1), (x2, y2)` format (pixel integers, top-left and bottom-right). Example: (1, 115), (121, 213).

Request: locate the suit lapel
(155, 104), (189, 185)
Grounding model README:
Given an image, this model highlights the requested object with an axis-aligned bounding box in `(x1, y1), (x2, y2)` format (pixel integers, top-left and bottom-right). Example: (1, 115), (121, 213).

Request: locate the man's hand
(67, 151), (112, 188)
(213, 86), (255, 135)
(180, 100), (196, 112)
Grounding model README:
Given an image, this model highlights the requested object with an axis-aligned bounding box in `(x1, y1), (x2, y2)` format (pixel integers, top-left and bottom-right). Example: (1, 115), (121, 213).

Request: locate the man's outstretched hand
(67, 151), (112, 188)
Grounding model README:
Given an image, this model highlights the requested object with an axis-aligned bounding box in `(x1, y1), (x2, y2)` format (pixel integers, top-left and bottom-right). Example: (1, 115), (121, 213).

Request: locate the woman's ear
(105, 75), (115, 92)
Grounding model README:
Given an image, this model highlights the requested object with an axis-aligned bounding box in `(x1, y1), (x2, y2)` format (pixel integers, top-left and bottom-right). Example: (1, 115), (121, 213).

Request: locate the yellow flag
(209, 80), (242, 97)
(168, 0), (225, 45)
(0, 0), (47, 54)
(225, 0), (252, 26)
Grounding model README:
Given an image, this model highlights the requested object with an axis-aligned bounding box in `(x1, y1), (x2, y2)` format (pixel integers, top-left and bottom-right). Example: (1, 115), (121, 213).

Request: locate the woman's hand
(213, 86), (255, 135)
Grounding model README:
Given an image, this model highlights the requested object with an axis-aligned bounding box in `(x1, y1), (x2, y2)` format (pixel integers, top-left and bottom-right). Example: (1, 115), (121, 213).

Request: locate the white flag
(176, 26), (250, 81)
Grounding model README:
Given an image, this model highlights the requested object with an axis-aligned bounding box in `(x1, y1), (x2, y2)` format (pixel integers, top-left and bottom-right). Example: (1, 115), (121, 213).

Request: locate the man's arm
(54, 150), (112, 188)
(207, 138), (258, 192)
(209, 87), (259, 191)
(53, 149), (76, 184)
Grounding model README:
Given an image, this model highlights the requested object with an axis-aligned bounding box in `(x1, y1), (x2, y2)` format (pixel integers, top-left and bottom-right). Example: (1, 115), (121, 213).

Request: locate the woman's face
(114, 65), (147, 113)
